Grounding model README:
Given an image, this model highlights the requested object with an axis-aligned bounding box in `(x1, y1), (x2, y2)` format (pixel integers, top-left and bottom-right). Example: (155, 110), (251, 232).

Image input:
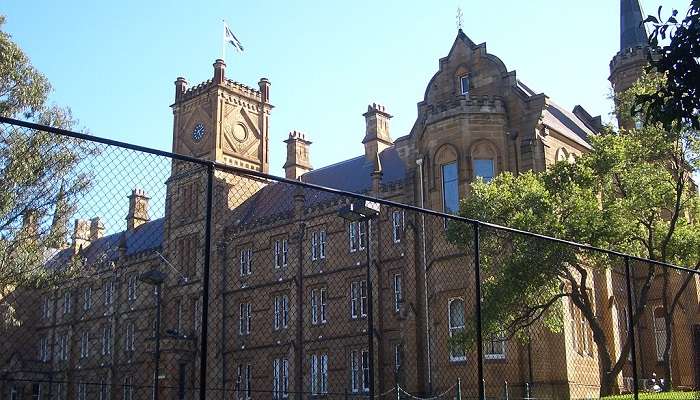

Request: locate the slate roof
(46, 218), (164, 270)
(230, 147), (407, 227)
(541, 102), (595, 149)
(620, 0), (648, 51)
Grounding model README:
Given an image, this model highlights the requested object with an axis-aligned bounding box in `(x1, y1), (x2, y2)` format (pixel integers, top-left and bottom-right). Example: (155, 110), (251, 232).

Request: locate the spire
(620, 0), (648, 51)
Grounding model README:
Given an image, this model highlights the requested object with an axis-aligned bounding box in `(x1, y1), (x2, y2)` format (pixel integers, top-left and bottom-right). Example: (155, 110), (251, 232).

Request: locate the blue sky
(3, 0), (687, 178)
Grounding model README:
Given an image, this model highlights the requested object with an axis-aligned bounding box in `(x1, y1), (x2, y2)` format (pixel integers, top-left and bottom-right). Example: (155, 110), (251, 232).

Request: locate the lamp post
(140, 269), (166, 400)
(338, 200), (380, 400)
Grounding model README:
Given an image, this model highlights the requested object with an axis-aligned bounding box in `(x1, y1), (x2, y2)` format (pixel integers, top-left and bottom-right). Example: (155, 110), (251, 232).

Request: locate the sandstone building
(2, 1), (699, 399)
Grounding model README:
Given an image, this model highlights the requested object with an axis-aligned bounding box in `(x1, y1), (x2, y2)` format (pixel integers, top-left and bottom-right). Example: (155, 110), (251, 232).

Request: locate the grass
(603, 392), (699, 399)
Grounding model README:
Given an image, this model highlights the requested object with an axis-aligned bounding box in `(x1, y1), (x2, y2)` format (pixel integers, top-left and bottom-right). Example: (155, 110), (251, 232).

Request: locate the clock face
(191, 122), (206, 143)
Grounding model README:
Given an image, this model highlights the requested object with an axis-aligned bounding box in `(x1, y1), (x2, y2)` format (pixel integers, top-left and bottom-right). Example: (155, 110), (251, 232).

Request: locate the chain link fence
(1, 117), (699, 400)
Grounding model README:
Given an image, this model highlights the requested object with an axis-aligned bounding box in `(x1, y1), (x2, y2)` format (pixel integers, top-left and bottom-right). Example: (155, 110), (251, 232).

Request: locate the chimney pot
(283, 131), (313, 180)
(213, 59), (226, 84)
(126, 188), (150, 230)
(258, 78), (270, 103)
(174, 77), (188, 101)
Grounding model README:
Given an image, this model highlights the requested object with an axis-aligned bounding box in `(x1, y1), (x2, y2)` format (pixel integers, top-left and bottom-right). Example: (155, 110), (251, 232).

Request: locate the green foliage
(446, 74), (700, 394)
(637, 3), (700, 130)
(0, 15), (95, 301)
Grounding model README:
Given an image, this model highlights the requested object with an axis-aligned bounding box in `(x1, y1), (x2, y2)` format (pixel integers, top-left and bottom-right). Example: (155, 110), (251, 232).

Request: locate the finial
(456, 7), (464, 31)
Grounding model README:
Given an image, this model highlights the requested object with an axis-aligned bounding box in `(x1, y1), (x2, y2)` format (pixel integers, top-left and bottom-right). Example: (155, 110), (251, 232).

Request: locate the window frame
(653, 306), (667, 362)
(441, 162), (459, 214)
(391, 210), (404, 243)
(483, 331), (506, 360)
(460, 74), (470, 95)
(473, 158), (495, 183)
(240, 248), (253, 276)
(393, 274), (403, 312)
(448, 297), (467, 362)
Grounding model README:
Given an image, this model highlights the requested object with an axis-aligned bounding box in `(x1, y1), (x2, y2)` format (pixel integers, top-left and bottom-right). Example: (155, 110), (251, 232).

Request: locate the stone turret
(610, 0), (649, 112)
(283, 131), (312, 180)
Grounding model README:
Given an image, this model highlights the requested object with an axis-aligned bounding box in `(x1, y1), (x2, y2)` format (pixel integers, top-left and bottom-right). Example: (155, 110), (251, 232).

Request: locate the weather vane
(456, 7), (463, 30)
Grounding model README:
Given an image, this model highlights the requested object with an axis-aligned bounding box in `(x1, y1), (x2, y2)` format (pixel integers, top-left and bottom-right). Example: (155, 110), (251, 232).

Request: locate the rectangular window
(123, 377), (133, 400)
(311, 288), (327, 325)
(42, 296), (50, 319)
(391, 211), (404, 243)
(394, 344), (402, 373)
(32, 383), (41, 400)
(99, 379), (108, 400)
(311, 229), (327, 260)
(273, 358), (289, 399)
(442, 162), (459, 214)
(311, 353), (329, 395)
(350, 350), (360, 393)
(274, 295), (289, 330)
(125, 321), (135, 352)
(361, 350), (370, 392)
(274, 239), (288, 268)
(63, 291), (71, 315)
(101, 324), (112, 355)
(58, 333), (68, 361)
(393, 274), (402, 312)
(127, 274), (138, 301)
(351, 280), (368, 319)
(236, 364), (252, 400)
(460, 75), (470, 95)
(104, 280), (114, 306)
(80, 330), (89, 358)
(240, 248), (252, 276)
(484, 332), (506, 359)
(83, 286), (92, 311)
(349, 222), (367, 252)
(239, 302), (251, 335)
(473, 159), (495, 182)
(77, 383), (86, 400)
(39, 336), (49, 362)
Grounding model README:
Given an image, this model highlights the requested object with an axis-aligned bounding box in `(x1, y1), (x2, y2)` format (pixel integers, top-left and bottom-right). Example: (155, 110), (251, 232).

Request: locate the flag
(224, 23), (244, 52)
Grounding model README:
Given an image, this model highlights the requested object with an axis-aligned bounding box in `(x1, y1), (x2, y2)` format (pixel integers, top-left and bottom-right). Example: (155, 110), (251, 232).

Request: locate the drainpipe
(416, 158), (432, 393)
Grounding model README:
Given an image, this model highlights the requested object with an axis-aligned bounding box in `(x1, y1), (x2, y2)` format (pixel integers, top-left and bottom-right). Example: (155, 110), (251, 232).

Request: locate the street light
(139, 269), (165, 400)
(338, 200), (380, 400)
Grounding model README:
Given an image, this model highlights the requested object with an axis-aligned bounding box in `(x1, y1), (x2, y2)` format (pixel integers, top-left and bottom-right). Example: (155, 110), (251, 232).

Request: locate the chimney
(174, 77), (188, 101)
(213, 59), (226, 85)
(362, 103), (393, 163)
(283, 131), (313, 180)
(258, 78), (270, 103)
(71, 219), (91, 254)
(89, 217), (105, 241)
(126, 189), (150, 230)
(21, 209), (39, 239)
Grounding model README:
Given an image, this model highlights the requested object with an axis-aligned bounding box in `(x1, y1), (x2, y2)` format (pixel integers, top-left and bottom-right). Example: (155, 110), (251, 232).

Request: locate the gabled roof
(45, 218), (164, 270)
(541, 102), (595, 149)
(230, 147), (407, 227)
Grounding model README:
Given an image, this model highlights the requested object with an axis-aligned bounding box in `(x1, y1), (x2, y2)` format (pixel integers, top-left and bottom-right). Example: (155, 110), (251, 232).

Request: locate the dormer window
(460, 75), (470, 95)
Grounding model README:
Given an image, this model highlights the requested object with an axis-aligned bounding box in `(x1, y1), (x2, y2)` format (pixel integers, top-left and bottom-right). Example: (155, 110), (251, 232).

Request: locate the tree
(636, 2), (700, 130)
(0, 15), (94, 308)
(447, 73), (700, 396)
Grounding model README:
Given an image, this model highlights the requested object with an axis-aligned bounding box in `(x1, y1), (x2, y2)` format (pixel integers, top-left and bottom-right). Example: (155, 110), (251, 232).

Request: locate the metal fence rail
(1, 116), (699, 400)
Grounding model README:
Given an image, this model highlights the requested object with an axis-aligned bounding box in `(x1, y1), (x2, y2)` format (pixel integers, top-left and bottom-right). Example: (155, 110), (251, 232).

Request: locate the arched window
(471, 141), (496, 182)
(556, 147), (569, 163)
(448, 298), (466, 361)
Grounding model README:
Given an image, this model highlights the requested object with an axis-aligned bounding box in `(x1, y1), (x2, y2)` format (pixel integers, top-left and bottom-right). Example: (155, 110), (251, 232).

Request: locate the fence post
(456, 378), (462, 400)
(366, 217), (376, 400)
(473, 221), (485, 400)
(199, 164), (215, 400)
(624, 256), (640, 400)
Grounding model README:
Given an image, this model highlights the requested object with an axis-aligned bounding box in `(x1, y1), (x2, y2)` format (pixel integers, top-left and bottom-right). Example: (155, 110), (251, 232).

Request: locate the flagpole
(222, 19), (226, 62)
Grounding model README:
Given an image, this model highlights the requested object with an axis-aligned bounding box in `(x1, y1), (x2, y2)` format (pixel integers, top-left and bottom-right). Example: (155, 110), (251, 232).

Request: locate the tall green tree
(0, 15), (94, 307)
(447, 73), (700, 396)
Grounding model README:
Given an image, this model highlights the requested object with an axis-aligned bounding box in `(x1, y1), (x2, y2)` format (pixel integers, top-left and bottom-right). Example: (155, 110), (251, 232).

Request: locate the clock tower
(171, 59), (272, 172)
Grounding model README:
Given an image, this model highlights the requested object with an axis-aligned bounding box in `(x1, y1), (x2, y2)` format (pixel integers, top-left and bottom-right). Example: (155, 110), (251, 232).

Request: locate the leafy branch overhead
(636, 4), (700, 129)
